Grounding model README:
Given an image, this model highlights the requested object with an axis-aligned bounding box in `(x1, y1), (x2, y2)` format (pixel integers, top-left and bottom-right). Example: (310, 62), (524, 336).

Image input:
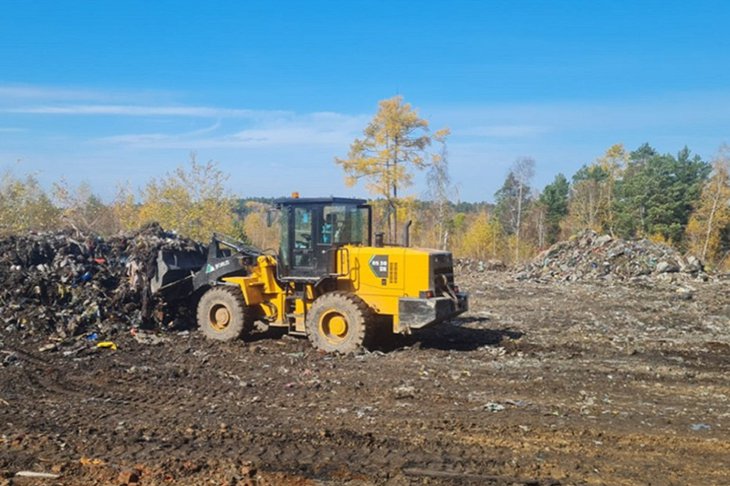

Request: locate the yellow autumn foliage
(137, 156), (240, 241)
(0, 171), (60, 235)
(686, 157), (730, 267)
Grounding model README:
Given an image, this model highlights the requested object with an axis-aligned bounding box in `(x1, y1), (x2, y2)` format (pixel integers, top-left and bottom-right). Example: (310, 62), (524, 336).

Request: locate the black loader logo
(369, 254), (389, 278)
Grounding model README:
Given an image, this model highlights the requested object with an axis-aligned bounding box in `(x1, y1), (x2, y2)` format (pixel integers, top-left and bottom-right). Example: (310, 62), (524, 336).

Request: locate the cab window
(323, 205), (368, 245)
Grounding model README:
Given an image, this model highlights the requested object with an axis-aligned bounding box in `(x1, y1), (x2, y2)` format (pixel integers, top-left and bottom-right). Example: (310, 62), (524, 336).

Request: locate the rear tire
(197, 286), (254, 341)
(306, 292), (374, 354)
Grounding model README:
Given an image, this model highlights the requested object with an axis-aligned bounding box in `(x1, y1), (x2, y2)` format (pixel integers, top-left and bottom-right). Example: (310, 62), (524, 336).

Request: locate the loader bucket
(149, 248), (206, 298)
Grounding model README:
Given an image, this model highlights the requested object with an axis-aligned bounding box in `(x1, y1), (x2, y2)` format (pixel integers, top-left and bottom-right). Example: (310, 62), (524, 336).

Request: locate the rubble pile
(0, 223), (203, 338)
(456, 258), (508, 273)
(515, 230), (706, 282)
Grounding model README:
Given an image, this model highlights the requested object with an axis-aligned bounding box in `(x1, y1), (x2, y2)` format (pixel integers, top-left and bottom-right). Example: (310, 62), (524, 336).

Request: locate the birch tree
(0, 171), (59, 234)
(138, 154), (239, 241)
(686, 150), (730, 264)
(426, 128), (456, 249)
(495, 157), (534, 262)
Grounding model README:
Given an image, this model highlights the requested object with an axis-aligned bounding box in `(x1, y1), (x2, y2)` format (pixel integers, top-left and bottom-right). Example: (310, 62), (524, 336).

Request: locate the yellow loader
(151, 196), (468, 354)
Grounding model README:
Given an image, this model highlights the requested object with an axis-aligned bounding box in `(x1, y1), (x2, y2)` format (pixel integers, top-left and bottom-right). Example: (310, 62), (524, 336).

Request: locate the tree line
(334, 96), (730, 270)
(442, 143), (729, 271)
(0, 155), (241, 242)
(1, 96), (728, 270)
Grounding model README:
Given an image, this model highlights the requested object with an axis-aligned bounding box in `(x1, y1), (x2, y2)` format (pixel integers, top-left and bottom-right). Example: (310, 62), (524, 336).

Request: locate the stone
(656, 261), (679, 273)
(682, 255), (703, 273)
(393, 385), (416, 399)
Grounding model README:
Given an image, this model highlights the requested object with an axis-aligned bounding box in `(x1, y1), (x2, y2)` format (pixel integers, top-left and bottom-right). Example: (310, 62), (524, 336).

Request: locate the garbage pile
(0, 223), (203, 338)
(515, 230), (706, 282)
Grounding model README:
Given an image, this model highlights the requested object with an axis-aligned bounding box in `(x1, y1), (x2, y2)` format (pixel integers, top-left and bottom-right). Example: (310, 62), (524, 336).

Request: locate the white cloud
(460, 125), (550, 138)
(230, 112), (368, 147)
(231, 126), (347, 146)
(95, 112), (368, 149)
(5, 84), (729, 202)
(0, 83), (266, 118)
(3, 104), (268, 118)
(0, 85), (107, 101)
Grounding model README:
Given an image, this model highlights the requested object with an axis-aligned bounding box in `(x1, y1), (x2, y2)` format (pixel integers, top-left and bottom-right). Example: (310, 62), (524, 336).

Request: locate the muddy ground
(1, 272), (728, 485)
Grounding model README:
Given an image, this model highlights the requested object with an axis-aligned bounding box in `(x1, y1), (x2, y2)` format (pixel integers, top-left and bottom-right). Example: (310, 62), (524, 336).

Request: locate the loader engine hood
(352, 246), (456, 295)
(344, 245), (467, 331)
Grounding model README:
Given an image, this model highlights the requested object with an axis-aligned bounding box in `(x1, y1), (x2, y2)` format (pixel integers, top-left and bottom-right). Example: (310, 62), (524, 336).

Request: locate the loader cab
(275, 197), (371, 280)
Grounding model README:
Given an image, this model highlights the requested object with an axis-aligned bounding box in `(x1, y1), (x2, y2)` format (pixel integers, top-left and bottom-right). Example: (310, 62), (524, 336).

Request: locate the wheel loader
(150, 196), (468, 353)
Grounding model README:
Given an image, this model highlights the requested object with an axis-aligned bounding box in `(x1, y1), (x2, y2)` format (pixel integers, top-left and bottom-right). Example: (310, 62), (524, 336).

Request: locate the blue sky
(1, 0), (729, 202)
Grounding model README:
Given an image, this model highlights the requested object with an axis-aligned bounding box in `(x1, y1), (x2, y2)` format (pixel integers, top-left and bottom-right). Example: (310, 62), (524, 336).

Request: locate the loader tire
(197, 286), (254, 341)
(306, 292), (374, 354)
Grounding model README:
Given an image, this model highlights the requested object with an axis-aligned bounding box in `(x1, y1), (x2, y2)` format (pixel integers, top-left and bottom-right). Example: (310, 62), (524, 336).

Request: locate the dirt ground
(1, 272), (728, 485)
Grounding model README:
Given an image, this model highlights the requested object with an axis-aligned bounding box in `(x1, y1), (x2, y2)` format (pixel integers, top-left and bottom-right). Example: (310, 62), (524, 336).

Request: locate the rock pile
(515, 230), (706, 282)
(0, 223), (203, 338)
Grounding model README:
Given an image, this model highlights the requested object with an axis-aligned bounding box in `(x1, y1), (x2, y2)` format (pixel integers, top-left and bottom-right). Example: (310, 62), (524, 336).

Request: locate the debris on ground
(483, 402), (506, 412)
(14, 471), (61, 479)
(0, 228), (728, 484)
(1, 271), (727, 485)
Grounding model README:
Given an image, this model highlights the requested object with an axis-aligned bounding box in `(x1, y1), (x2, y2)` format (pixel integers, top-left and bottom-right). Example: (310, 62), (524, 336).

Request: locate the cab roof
(275, 197), (368, 207)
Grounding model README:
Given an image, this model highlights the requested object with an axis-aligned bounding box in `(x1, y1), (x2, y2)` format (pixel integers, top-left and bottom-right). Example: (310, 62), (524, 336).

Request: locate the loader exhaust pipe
(375, 232), (384, 247)
(403, 220), (412, 247)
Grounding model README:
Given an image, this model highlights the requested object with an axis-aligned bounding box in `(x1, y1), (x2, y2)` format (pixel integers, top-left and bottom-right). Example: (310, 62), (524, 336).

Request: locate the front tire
(197, 286), (254, 341)
(306, 292), (374, 354)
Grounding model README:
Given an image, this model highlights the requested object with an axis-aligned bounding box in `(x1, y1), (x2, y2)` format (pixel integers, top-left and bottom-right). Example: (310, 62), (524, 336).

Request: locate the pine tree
(539, 173), (570, 244)
(614, 145), (710, 244)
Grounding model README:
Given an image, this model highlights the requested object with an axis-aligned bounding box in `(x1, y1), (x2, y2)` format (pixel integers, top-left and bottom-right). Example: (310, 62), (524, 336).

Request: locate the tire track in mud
(5, 346), (545, 483)
(8, 346), (207, 415)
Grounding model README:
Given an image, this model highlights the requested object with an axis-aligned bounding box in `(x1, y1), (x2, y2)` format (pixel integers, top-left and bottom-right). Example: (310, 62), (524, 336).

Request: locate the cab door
(280, 204), (339, 279)
(291, 206), (316, 275)
(279, 205), (316, 279)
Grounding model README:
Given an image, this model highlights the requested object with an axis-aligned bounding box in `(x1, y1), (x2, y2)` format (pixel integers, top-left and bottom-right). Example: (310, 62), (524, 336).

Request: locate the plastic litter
(15, 471), (61, 479)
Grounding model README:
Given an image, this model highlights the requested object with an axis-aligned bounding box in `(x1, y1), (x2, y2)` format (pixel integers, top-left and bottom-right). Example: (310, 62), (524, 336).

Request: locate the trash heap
(0, 223), (203, 338)
(515, 230), (706, 282)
